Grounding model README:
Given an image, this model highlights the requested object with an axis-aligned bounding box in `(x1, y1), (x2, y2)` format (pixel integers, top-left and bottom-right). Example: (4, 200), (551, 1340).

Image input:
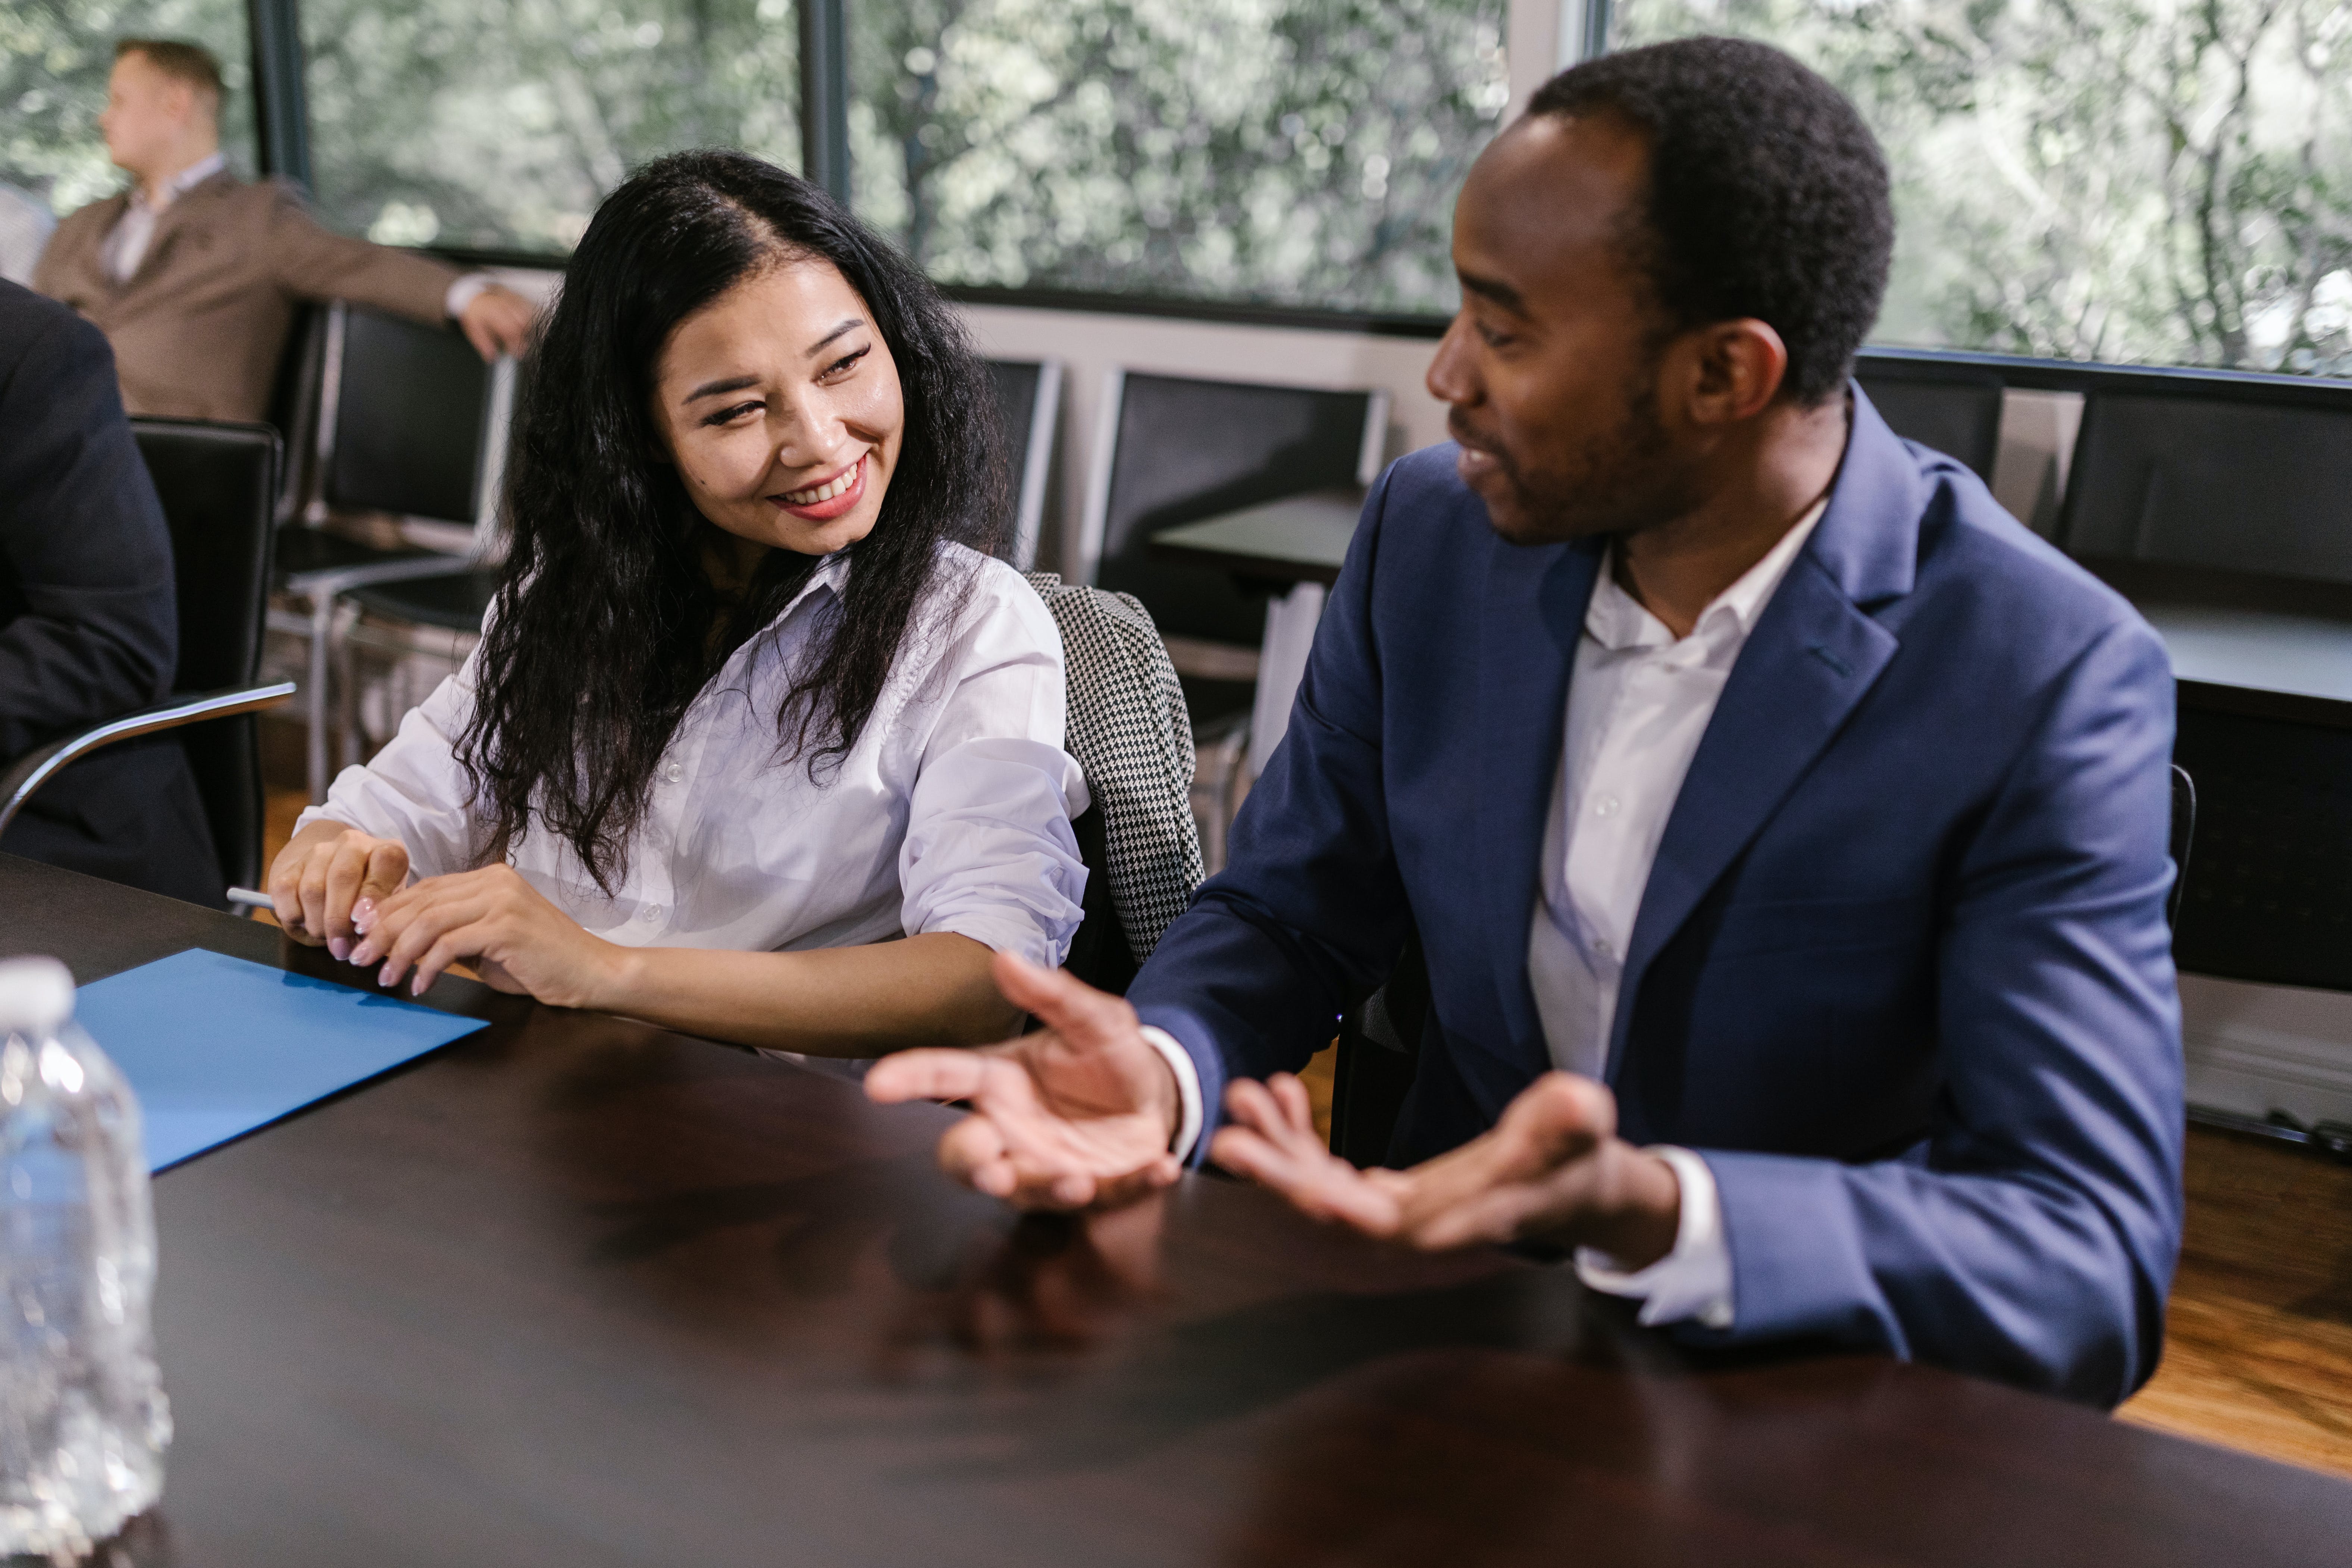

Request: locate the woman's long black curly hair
(458, 149), (1007, 892)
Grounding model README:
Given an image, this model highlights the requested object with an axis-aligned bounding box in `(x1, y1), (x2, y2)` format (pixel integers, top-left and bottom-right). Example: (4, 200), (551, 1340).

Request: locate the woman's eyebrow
(804, 317), (866, 357)
(685, 374), (761, 403)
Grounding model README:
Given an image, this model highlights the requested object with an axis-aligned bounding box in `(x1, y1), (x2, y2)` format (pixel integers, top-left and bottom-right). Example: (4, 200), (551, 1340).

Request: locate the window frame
(248, 0), (2351, 394)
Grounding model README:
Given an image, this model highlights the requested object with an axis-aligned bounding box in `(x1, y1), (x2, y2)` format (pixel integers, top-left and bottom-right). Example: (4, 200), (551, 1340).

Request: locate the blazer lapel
(1474, 534), (1601, 1067)
(1604, 387), (1926, 1080)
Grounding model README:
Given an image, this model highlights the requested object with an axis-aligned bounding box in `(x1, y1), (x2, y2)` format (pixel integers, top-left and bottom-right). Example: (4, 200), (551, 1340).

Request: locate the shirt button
(662, 761), (683, 783)
(640, 904), (663, 923)
(1594, 938), (1613, 956)
(1594, 796), (1620, 818)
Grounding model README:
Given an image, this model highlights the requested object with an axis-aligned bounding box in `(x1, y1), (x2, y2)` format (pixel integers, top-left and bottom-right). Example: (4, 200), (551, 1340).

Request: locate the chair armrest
(0, 682), (298, 837)
(282, 554), (474, 601)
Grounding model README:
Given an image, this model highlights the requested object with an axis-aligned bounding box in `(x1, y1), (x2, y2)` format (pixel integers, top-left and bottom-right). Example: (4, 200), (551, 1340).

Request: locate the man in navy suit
(0, 277), (219, 902)
(870, 39), (2181, 1406)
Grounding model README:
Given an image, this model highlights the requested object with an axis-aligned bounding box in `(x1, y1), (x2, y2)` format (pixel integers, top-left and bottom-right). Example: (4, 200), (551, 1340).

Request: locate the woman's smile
(771, 452), (867, 521)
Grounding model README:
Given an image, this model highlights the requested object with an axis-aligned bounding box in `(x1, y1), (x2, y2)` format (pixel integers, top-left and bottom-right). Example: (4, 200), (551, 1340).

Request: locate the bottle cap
(0, 956), (76, 1034)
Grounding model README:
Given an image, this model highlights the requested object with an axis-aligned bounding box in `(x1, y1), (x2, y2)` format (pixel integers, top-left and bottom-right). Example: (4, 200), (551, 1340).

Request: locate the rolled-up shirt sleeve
(898, 573), (1089, 968)
(292, 651), (483, 881)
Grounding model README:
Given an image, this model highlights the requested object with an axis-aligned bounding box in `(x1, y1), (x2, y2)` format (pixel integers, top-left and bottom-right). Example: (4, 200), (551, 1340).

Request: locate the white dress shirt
(297, 545), (1090, 969)
(1144, 500), (1828, 1330)
(101, 151), (492, 318)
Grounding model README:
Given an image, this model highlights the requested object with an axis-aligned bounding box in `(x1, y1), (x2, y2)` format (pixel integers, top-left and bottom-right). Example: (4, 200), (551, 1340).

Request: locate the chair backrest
(309, 302), (517, 550)
(2169, 687), (2352, 990)
(1079, 370), (1386, 646)
(986, 358), (1062, 570)
(1854, 356), (2004, 482)
(2057, 383), (2352, 582)
(129, 418), (283, 891)
(1024, 571), (1204, 990)
(265, 303), (328, 523)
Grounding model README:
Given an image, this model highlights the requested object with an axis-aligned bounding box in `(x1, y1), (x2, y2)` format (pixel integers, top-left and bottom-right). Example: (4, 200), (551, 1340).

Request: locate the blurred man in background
(34, 38), (533, 422)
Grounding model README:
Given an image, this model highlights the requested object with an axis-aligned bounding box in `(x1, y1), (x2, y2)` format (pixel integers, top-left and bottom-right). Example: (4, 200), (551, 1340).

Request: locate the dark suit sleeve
(1699, 617), (2183, 1405)
(0, 301), (178, 759)
(1128, 471), (1416, 1156)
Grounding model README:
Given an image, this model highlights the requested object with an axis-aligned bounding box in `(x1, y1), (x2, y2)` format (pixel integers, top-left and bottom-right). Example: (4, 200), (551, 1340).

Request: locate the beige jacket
(33, 170), (459, 423)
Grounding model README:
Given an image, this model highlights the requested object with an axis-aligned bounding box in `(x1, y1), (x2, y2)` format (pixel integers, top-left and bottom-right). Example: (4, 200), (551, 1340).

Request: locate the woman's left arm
(344, 866), (1017, 1049)
(348, 564), (1087, 1053)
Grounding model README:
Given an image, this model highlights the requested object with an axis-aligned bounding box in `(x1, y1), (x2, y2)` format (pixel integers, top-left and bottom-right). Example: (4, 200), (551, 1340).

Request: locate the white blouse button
(640, 904), (663, 923)
(1594, 795), (1620, 818)
(662, 761), (684, 784)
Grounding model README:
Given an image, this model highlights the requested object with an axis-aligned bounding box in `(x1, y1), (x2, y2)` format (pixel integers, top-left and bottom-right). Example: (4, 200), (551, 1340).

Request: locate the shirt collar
(1585, 497), (1830, 654)
(133, 152), (225, 213)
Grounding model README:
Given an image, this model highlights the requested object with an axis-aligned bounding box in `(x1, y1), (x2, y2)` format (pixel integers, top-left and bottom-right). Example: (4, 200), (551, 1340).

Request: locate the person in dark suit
(0, 278), (220, 902)
(868, 38), (2183, 1408)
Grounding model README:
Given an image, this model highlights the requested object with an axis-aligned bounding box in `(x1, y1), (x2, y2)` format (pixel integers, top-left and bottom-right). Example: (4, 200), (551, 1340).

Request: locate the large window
(1, 0), (256, 220)
(848, 0), (1511, 315)
(1615, 0), (2352, 377)
(301, 0), (800, 255)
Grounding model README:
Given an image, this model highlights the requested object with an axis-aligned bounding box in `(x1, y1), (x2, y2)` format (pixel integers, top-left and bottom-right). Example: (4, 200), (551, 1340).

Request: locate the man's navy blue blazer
(1128, 388), (2183, 1406)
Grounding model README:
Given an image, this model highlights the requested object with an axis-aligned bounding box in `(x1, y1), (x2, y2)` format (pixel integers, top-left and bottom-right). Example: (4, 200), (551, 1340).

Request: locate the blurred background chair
(270, 302), (515, 798)
(1854, 354), (2005, 482)
(0, 419), (296, 906)
(1078, 369), (1387, 868)
(986, 357), (1062, 571)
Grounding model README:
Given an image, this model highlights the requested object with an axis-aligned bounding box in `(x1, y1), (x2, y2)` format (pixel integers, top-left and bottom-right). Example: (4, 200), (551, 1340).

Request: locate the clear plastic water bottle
(0, 957), (170, 1559)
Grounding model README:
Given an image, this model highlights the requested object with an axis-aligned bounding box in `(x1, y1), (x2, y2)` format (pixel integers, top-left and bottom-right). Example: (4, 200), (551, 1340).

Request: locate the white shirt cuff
(444, 272), (493, 320)
(1136, 1025), (1203, 1162)
(1574, 1145), (1734, 1330)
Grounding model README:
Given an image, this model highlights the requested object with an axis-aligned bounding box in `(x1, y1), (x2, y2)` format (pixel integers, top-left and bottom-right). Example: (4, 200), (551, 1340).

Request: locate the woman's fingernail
(353, 897), (376, 922)
(328, 938), (350, 962)
(349, 943), (373, 966)
(378, 962), (397, 988)
(411, 974), (426, 996)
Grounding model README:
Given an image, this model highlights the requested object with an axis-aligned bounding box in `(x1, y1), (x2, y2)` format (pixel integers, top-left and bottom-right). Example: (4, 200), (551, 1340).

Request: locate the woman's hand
(345, 863), (626, 1007)
(268, 822), (410, 954)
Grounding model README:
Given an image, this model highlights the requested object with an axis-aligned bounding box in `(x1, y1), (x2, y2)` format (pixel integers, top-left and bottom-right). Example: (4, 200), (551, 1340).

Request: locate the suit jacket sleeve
(1697, 617), (2183, 1405)
(263, 182), (457, 324)
(1127, 472), (1416, 1156)
(0, 300), (178, 759)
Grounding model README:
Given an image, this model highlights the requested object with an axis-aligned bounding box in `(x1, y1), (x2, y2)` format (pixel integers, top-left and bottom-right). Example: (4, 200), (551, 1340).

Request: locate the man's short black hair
(1528, 38), (1892, 406)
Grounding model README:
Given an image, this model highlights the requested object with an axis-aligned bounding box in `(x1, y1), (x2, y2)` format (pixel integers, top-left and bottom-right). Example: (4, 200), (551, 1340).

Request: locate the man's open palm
(865, 953), (1182, 1209)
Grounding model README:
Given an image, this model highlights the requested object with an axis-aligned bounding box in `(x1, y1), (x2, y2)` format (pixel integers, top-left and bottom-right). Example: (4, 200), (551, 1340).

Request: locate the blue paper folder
(75, 947), (490, 1171)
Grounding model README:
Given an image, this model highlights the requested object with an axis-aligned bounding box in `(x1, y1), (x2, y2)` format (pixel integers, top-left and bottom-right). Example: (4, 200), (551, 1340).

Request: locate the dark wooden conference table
(10, 853), (2351, 1567)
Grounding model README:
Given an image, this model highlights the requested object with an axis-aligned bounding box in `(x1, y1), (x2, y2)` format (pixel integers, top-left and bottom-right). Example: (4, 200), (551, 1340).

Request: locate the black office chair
(0, 420), (297, 905)
(1327, 762), (2204, 1168)
(272, 302), (516, 799)
(2054, 380), (2352, 579)
(1080, 370), (1387, 866)
(986, 358), (1063, 571)
(1854, 354), (2005, 482)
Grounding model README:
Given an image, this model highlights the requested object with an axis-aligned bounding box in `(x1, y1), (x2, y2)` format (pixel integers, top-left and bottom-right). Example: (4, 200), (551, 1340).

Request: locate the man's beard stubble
(1455, 356), (1703, 547)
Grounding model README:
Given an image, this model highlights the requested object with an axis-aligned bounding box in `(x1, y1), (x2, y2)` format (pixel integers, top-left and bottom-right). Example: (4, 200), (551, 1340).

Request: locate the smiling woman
(264, 150), (1089, 1058)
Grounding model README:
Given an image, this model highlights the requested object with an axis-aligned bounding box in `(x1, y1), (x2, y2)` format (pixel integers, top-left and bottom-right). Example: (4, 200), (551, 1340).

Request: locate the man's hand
(345, 862), (622, 1005)
(1212, 1069), (1682, 1265)
(268, 821), (409, 953)
(865, 952), (1184, 1209)
(459, 284), (536, 360)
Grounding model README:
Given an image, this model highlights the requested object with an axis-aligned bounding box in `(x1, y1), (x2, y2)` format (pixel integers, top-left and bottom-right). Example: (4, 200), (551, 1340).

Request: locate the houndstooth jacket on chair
(1026, 572), (1205, 963)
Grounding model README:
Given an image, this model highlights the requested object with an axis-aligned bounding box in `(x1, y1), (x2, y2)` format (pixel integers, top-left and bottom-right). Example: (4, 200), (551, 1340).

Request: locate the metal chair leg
(306, 593), (334, 803)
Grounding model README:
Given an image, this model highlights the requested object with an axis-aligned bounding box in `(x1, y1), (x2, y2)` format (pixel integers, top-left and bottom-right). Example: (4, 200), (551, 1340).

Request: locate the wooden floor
(263, 786), (2352, 1480)
(2118, 1125), (2352, 1475)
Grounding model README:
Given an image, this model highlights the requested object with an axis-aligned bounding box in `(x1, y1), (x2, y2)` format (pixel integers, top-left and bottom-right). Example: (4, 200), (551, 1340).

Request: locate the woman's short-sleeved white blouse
(295, 544), (1089, 966)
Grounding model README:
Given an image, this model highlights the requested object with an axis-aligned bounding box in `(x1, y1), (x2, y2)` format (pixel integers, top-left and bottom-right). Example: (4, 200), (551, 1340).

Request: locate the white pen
(225, 887), (275, 910)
